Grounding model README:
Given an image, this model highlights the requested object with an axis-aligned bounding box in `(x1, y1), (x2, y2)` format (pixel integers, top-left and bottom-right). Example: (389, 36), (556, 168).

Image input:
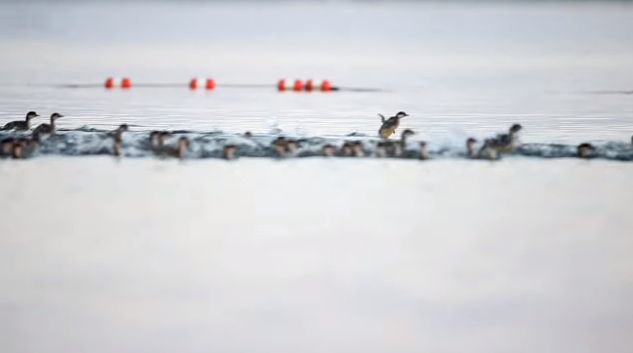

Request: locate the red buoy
(304, 80), (332, 92)
(278, 79), (303, 91)
(105, 77), (132, 89)
(190, 78), (215, 90)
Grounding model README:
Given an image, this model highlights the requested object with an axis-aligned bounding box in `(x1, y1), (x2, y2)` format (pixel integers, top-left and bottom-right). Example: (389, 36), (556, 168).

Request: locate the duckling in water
(272, 137), (288, 157)
(375, 141), (387, 158)
(108, 124), (129, 141)
(340, 142), (353, 157)
(378, 111), (408, 138)
(481, 124), (522, 155)
(11, 134), (40, 159)
(577, 143), (595, 159)
(351, 141), (365, 157)
(322, 144), (336, 157)
(1, 111), (39, 131)
(466, 138), (477, 158)
(286, 139), (299, 154)
(113, 138), (123, 157)
(243, 131), (253, 138)
(165, 137), (190, 159)
(223, 145), (237, 160)
(1, 138), (16, 156)
(418, 141), (429, 160)
(33, 113), (63, 135)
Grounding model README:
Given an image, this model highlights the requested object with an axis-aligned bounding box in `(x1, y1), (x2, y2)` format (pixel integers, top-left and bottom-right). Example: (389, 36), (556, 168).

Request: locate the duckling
(1, 111), (38, 131)
(272, 137), (288, 157)
(243, 131), (253, 138)
(340, 142), (353, 157)
(286, 139), (299, 154)
(375, 141), (387, 158)
(378, 111), (408, 138)
(1, 138), (16, 156)
(397, 129), (416, 157)
(33, 113), (63, 135)
(108, 124), (129, 141)
(322, 144), (336, 157)
(351, 141), (365, 157)
(481, 124), (522, 155)
(223, 144), (237, 160)
(10, 134), (40, 159)
(577, 143), (595, 159)
(466, 138), (477, 158)
(418, 141), (429, 160)
(168, 137), (190, 159)
(113, 138), (123, 157)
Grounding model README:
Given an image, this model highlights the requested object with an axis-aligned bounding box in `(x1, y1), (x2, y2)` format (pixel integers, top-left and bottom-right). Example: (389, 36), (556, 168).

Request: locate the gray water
(1, 3), (633, 353)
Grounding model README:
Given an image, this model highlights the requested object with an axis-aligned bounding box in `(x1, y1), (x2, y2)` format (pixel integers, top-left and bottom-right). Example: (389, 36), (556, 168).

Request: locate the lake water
(1, 2), (632, 353)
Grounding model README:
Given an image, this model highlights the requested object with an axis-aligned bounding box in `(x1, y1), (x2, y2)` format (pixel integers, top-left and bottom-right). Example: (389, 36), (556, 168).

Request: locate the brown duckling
(418, 141), (429, 160)
(272, 137), (288, 157)
(1, 138), (16, 156)
(10, 134), (40, 159)
(482, 123), (522, 154)
(223, 144), (237, 160)
(378, 111), (408, 138)
(577, 143), (595, 159)
(322, 144), (336, 157)
(351, 141), (365, 157)
(33, 113), (63, 135)
(108, 124), (129, 141)
(1, 111), (38, 131)
(375, 141), (387, 158)
(340, 142), (353, 157)
(466, 138), (477, 158)
(286, 139), (299, 154)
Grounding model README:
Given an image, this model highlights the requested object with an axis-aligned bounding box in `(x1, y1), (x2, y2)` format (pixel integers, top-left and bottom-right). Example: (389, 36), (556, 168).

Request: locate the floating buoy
(105, 77), (131, 89)
(305, 80), (332, 92)
(189, 78), (215, 90)
(278, 79), (303, 92)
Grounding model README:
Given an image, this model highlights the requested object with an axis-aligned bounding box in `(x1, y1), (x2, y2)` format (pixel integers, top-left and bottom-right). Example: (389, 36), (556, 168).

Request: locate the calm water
(1, 2), (633, 353)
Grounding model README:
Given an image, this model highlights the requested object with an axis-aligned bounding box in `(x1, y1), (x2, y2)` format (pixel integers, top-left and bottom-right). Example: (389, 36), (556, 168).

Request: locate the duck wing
(378, 113), (386, 123)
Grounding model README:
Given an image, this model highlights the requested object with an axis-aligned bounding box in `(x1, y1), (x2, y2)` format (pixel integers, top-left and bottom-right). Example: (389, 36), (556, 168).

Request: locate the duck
(577, 143), (595, 159)
(113, 138), (123, 157)
(1, 138), (16, 156)
(481, 124), (522, 155)
(418, 141), (429, 160)
(272, 137), (288, 157)
(223, 144), (237, 160)
(33, 113), (64, 135)
(378, 111), (408, 138)
(10, 134), (40, 159)
(163, 136), (190, 159)
(375, 141), (387, 158)
(108, 124), (129, 141)
(1, 111), (39, 131)
(286, 139), (299, 154)
(339, 142), (353, 157)
(466, 138), (478, 158)
(322, 144), (336, 157)
(243, 131), (253, 138)
(351, 141), (365, 157)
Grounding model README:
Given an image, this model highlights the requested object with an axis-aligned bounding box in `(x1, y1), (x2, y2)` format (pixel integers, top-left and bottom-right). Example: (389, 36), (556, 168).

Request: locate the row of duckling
(0, 110), (624, 160)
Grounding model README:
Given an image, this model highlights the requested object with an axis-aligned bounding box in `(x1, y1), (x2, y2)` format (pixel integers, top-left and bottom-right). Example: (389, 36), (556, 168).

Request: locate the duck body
(480, 124), (522, 156)
(1, 111), (38, 131)
(378, 111), (408, 138)
(33, 113), (63, 135)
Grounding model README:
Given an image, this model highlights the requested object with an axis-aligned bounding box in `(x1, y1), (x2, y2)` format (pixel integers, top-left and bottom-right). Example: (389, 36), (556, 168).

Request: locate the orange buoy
(278, 79), (303, 92)
(105, 77), (131, 89)
(190, 78), (215, 90)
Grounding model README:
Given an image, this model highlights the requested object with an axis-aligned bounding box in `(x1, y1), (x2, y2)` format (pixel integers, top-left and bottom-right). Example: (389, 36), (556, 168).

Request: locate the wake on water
(1, 128), (632, 161)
